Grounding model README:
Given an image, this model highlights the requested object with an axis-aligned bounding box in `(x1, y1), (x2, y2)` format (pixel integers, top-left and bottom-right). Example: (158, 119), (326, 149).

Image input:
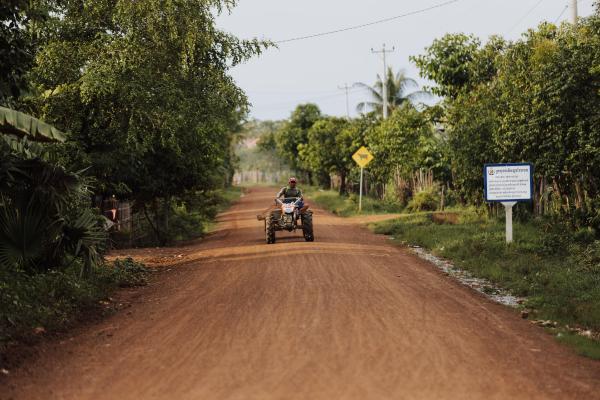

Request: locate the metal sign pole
(502, 201), (517, 243)
(352, 146), (374, 213)
(359, 167), (364, 212)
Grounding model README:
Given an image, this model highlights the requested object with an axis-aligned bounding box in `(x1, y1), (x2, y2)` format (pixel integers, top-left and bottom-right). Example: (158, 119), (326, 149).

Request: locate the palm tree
(355, 67), (431, 116)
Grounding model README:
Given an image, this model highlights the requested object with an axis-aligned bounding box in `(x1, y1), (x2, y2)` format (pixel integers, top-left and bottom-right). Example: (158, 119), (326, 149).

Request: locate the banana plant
(0, 107), (66, 143)
(0, 132), (106, 276)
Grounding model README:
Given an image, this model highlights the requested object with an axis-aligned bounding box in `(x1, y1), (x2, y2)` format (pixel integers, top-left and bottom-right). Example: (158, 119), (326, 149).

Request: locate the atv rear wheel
(302, 213), (314, 242)
(266, 217), (276, 244)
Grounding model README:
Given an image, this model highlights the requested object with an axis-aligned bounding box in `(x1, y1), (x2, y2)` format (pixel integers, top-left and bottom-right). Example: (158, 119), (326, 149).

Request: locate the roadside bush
(110, 257), (149, 287)
(311, 190), (403, 216)
(114, 187), (242, 248)
(168, 205), (206, 242)
(407, 188), (440, 212)
(0, 258), (148, 349)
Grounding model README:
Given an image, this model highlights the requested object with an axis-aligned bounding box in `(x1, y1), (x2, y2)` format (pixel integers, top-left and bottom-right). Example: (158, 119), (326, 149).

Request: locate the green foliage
(309, 189), (403, 217)
(355, 67), (431, 115)
(0, 1), (40, 106)
(111, 257), (149, 288)
(166, 204), (207, 242)
(0, 107), (66, 142)
(301, 117), (349, 189)
(0, 258), (148, 347)
(22, 0), (269, 244)
(0, 138), (107, 276)
(366, 103), (446, 192)
(556, 332), (600, 360)
(411, 34), (505, 99)
(413, 17), (600, 226)
(274, 103), (322, 177)
(407, 187), (440, 212)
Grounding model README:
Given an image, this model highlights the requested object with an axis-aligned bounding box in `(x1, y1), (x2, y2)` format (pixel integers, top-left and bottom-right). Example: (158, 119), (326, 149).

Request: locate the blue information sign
(484, 163), (533, 203)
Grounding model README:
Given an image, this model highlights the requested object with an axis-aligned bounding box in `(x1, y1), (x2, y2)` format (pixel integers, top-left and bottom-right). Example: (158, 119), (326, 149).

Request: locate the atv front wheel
(301, 213), (314, 242)
(266, 217), (276, 244)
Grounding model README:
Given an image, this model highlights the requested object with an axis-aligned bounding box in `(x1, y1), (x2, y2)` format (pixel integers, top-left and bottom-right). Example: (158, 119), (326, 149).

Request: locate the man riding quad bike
(257, 177), (314, 244)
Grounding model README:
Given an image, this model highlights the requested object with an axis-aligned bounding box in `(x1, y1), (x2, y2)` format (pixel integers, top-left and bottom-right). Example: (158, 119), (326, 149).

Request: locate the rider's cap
(289, 177), (297, 183)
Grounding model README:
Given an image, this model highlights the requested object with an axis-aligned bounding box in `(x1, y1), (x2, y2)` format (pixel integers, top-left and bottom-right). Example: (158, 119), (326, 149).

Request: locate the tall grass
(308, 189), (403, 217)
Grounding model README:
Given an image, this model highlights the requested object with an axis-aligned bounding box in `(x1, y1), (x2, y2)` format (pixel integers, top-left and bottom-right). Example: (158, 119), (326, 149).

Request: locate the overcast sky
(216, 0), (597, 121)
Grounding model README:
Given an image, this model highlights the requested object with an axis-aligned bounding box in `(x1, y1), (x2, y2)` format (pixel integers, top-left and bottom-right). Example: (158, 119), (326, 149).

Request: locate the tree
(28, 0), (269, 244)
(301, 117), (363, 193)
(275, 104), (322, 181)
(366, 104), (443, 203)
(355, 67), (430, 116)
(0, 1), (46, 106)
(413, 16), (600, 226)
(492, 21), (600, 221)
(411, 34), (505, 100)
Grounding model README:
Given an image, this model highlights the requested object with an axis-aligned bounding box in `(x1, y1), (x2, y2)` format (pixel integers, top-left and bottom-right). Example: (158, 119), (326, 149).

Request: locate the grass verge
(370, 213), (600, 359)
(0, 258), (148, 356)
(203, 186), (244, 233)
(306, 189), (403, 217)
(556, 331), (600, 359)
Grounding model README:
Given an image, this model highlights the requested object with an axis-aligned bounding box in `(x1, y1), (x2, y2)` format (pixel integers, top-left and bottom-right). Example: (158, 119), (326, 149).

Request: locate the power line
(275, 0), (461, 44)
(255, 87), (364, 110)
(507, 0), (545, 35)
(554, 5), (569, 23)
(520, 0), (589, 30)
(247, 89), (343, 96)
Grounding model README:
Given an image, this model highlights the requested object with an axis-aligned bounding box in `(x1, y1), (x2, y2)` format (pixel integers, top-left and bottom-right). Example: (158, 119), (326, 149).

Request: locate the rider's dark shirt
(277, 186), (302, 198)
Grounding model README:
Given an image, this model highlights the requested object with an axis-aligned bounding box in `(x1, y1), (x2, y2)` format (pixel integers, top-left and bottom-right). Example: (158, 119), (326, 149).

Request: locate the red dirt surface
(2, 187), (599, 399)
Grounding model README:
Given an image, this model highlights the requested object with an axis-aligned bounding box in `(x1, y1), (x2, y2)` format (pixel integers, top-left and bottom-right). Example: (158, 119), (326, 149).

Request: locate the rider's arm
(276, 187), (286, 198)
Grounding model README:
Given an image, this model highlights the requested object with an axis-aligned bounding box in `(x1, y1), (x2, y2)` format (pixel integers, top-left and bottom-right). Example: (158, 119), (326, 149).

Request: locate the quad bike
(257, 197), (314, 244)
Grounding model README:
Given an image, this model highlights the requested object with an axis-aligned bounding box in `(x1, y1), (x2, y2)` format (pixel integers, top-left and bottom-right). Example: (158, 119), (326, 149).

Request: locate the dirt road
(3, 187), (600, 399)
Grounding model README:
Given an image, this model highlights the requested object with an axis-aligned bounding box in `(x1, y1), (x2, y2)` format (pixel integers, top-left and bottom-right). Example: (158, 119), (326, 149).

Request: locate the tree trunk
(574, 179), (584, 211)
(552, 178), (563, 213)
(162, 196), (171, 244)
(143, 203), (161, 243)
(339, 171), (347, 195)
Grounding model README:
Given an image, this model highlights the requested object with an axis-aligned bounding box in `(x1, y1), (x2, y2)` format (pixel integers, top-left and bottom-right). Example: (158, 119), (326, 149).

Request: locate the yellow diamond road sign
(352, 146), (374, 168)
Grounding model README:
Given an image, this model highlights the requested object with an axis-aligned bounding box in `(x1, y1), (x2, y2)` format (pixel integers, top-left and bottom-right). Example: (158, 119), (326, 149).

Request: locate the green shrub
(311, 190), (403, 216)
(0, 258), (148, 348)
(110, 257), (149, 287)
(407, 188), (440, 212)
(168, 205), (206, 242)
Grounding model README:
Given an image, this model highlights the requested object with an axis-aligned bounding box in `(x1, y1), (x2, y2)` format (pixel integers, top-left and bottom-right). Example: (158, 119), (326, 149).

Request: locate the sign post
(352, 146), (374, 212)
(484, 163), (533, 244)
(359, 167), (364, 211)
(502, 201), (517, 243)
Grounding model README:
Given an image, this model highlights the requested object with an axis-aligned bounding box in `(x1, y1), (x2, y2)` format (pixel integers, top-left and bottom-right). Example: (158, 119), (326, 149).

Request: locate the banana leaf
(0, 106), (66, 143)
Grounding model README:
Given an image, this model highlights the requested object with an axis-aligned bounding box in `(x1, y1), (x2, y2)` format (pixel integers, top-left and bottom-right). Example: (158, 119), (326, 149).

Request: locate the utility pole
(571, 0), (578, 24)
(338, 83), (351, 119)
(371, 43), (395, 119)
